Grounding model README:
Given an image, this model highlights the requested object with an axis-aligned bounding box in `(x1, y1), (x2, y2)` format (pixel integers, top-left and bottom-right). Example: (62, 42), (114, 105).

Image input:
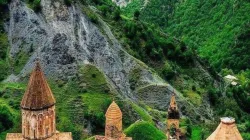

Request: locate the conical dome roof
(105, 101), (122, 119)
(206, 117), (243, 140)
(21, 61), (56, 110)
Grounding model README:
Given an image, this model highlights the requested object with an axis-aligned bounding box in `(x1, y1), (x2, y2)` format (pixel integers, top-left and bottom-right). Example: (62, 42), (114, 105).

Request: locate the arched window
(38, 114), (44, 137)
(45, 114), (49, 136)
(26, 114), (30, 136)
(31, 115), (37, 139)
(170, 124), (177, 138)
(50, 110), (54, 132)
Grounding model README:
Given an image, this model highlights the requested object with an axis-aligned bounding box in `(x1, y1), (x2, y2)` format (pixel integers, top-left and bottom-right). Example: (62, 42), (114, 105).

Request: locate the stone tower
(6, 61), (72, 140)
(105, 101), (123, 138)
(95, 101), (132, 140)
(20, 61), (56, 139)
(167, 94), (180, 140)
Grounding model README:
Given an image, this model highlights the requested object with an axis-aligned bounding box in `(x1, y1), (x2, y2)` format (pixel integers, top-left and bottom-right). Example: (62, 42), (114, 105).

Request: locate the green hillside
(123, 0), (250, 72)
(122, 0), (250, 139)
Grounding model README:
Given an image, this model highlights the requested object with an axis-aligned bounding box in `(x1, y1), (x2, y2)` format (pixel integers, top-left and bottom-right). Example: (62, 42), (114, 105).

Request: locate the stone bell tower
(6, 61), (72, 140)
(95, 101), (132, 140)
(167, 94), (180, 140)
(20, 61), (56, 139)
(105, 101), (123, 138)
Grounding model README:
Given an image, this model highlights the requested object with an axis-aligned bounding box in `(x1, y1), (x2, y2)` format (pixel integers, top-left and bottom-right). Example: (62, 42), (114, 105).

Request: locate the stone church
(6, 61), (72, 140)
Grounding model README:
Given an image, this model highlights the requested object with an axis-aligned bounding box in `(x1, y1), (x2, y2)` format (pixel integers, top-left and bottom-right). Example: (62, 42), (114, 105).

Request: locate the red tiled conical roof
(21, 61), (55, 110)
(105, 101), (122, 119)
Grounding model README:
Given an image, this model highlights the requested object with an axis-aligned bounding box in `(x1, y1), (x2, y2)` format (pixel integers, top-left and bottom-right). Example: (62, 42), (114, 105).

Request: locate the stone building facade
(6, 61), (72, 140)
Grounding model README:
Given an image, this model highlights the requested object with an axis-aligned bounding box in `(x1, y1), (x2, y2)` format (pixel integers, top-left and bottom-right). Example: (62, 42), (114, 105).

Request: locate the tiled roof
(206, 117), (243, 140)
(21, 61), (55, 110)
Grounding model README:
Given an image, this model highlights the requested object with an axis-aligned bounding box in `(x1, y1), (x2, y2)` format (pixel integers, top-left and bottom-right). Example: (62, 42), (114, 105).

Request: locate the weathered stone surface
(5, 0), (213, 123)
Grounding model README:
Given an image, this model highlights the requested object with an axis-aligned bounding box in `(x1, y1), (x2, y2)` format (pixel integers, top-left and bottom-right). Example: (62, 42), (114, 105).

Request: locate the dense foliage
(0, 103), (15, 132)
(0, 3), (10, 81)
(124, 0), (250, 73)
(122, 0), (250, 139)
(124, 121), (166, 140)
(26, 0), (41, 12)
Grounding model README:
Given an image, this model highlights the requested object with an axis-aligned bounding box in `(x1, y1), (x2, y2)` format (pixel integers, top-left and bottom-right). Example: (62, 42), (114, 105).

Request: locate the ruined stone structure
(206, 117), (243, 140)
(167, 94), (180, 140)
(95, 101), (132, 140)
(6, 61), (72, 140)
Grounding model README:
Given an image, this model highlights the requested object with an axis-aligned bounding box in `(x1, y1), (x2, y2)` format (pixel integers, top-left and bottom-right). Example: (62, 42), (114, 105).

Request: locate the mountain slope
(121, 0), (250, 139)
(2, 0), (249, 139)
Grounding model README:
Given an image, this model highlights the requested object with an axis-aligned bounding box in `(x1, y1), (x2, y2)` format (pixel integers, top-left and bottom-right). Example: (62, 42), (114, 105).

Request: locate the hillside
(0, 0), (250, 139)
(122, 0), (250, 139)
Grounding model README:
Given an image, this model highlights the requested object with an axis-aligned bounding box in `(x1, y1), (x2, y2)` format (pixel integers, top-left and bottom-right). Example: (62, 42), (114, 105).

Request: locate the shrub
(0, 33), (8, 60)
(27, 0), (41, 12)
(125, 121), (166, 140)
(162, 61), (175, 80)
(99, 5), (108, 16)
(0, 0), (8, 5)
(134, 10), (140, 20)
(0, 104), (14, 132)
(64, 0), (72, 6)
(113, 8), (121, 20)
(83, 8), (98, 24)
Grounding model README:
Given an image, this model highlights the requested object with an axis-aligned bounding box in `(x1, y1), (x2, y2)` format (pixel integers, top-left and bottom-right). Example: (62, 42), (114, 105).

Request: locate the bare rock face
(111, 0), (131, 7)
(6, 0), (213, 122)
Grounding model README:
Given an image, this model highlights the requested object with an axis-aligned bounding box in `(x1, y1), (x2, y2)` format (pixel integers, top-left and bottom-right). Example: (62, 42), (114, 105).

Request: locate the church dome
(105, 101), (122, 119)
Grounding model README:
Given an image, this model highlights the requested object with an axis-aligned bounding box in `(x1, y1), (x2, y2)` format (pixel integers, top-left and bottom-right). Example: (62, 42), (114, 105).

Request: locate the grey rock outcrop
(6, 0), (213, 122)
(111, 0), (131, 7)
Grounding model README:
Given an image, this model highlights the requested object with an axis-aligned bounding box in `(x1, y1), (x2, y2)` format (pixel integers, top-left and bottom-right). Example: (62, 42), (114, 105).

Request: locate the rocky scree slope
(4, 0), (213, 123)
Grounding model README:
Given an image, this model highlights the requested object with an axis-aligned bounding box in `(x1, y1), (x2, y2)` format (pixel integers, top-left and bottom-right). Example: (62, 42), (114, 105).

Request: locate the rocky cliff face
(111, 0), (131, 7)
(5, 0), (213, 122)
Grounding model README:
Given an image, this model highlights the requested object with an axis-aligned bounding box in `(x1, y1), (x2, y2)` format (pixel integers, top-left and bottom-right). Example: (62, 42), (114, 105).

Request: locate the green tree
(134, 10), (140, 20)
(113, 8), (121, 20)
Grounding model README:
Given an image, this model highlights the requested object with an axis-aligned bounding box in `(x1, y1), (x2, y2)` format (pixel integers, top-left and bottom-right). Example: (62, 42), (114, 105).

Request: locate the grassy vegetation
(0, 82), (25, 139)
(124, 121), (166, 140)
(121, 0), (144, 18)
(128, 67), (142, 90)
(77, 64), (112, 93)
(129, 101), (153, 124)
(48, 63), (117, 139)
(26, 0), (41, 12)
(82, 93), (112, 133)
(182, 90), (202, 106)
(12, 50), (30, 75)
(0, 5), (10, 81)
(191, 126), (202, 140)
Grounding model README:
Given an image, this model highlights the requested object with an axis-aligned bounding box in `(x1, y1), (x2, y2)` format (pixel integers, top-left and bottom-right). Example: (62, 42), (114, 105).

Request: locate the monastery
(6, 61), (73, 140)
(5, 61), (244, 140)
